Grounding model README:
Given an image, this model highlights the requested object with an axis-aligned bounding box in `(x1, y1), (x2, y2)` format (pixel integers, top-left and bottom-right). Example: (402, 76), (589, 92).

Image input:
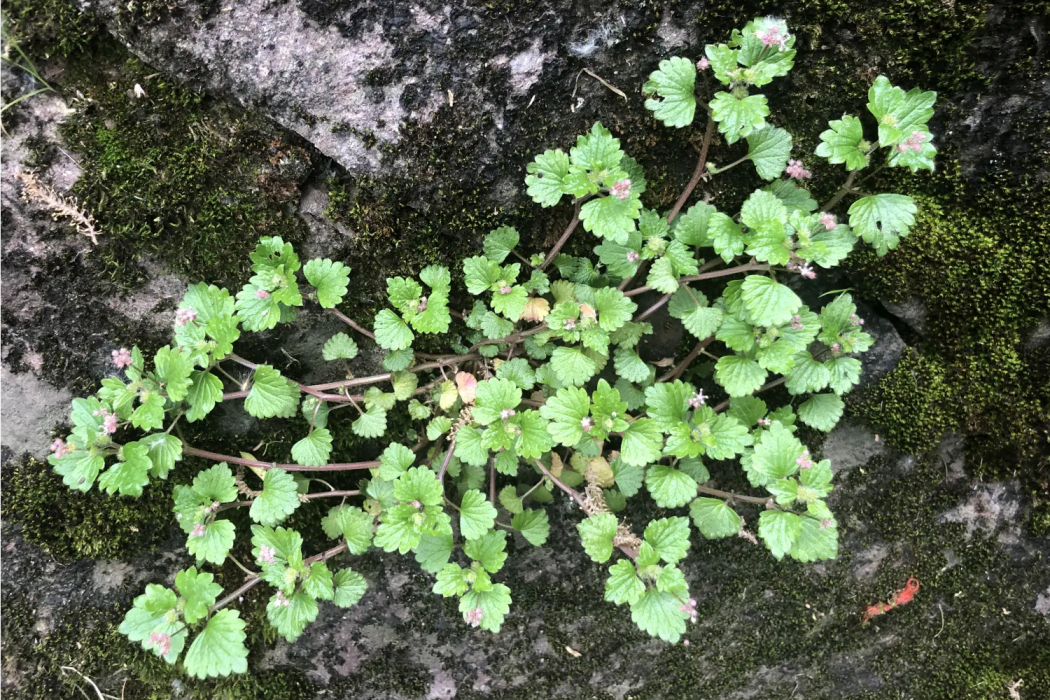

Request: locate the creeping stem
(696, 484), (773, 506)
(623, 261), (770, 297)
(181, 444), (381, 472)
(210, 542), (349, 612)
(665, 115), (718, 225)
(540, 196), (590, 270)
(328, 308), (376, 340)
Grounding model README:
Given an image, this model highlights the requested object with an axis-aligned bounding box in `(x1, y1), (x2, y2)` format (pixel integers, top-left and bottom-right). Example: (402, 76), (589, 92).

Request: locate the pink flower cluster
(785, 159), (811, 180)
(796, 449), (814, 470)
(255, 288), (270, 299)
(563, 318), (577, 331)
(273, 591), (291, 607)
(499, 285), (513, 295)
(688, 390), (706, 409)
(609, 179), (632, 200)
(149, 632), (172, 656)
(831, 342), (841, 353)
(580, 416), (594, 432)
(756, 24), (787, 49)
(49, 438), (73, 457)
(757, 418), (771, 427)
(500, 408), (517, 421)
(850, 313), (865, 327)
(819, 213), (837, 231)
(258, 545), (276, 565)
(112, 347), (132, 368)
(679, 597), (698, 624)
(787, 257), (816, 279)
(190, 523), (207, 537)
(897, 131), (927, 153)
(697, 57), (710, 70)
(626, 250), (640, 263)
(175, 307), (197, 326)
(417, 296), (428, 313)
(93, 408), (118, 435)
(464, 607), (484, 627)
(791, 314), (804, 331)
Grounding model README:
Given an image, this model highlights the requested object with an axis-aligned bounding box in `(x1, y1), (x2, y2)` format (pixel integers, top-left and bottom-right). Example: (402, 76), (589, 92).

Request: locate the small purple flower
(831, 342), (841, 354)
(850, 313), (865, 327)
(796, 449), (814, 470)
(626, 250), (640, 263)
(111, 348), (133, 368)
(819, 518), (833, 530)
(254, 289), (270, 299)
(148, 632), (172, 656)
(819, 213), (837, 231)
(411, 500), (423, 509)
(564, 318), (577, 331)
(791, 314), (804, 331)
(609, 179), (632, 200)
(697, 57), (710, 70)
(683, 639), (690, 647)
(190, 523), (206, 537)
(103, 413), (118, 435)
(464, 607), (484, 628)
(786, 160), (812, 180)
(175, 308), (197, 326)
(688, 390), (706, 409)
(757, 418), (771, 427)
(500, 408), (517, 421)
(798, 263), (816, 280)
(756, 25), (787, 49)
(417, 296), (428, 312)
(499, 285), (513, 295)
(580, 416), (594, 432)
(258, 545), (276, 565)
(274, 591), (291, 607)
(49, 438), (73, 458)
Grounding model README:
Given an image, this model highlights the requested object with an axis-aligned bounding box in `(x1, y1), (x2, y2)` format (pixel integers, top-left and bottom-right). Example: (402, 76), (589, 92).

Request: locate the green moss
(51, 41), (311, 288)
(1, 456), (174, 560)
(3, 0), (102, 59)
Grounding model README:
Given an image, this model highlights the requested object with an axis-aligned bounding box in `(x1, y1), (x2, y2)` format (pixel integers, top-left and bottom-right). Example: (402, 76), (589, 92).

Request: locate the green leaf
(579, 193), (642, 245)
(426, 416), (452, 441)
(708, 212), (746, 263)
(746, 126), (792, 180)
(143, 432), (182, 479)
(605, 559), (644, 605)
(593, 287), (637, 332)
(175, 566), (223, 625)
(848, 194), (917, 255)
(690, 497), (742, 538)
(413, 532), (454, 573)
(377, 442), (415, 481)
(322, 333), (359, 361)
(826, 356), (862, 395)
(333, 568), (369, 607)
(374, 309), (414, 350)
(674, 202), (716, 247)
(245, 366), (300, 419)
(187, 519), (236, 565)
(383, 348), (415, 372)
(758, 510), (803, 560)
(550, 346), (597, 387)
(525, 149), (572, 207)
(740, 275), (801, 327)
(539, 386), (590, 446)
(710, 91), (769, 144)
(153, 346), (194, 402)
(484, 226), (520, 263)
(715, 355), (767, 397)
(304, 259), (350, 308)
(459, 490), (497, 540)
(250, 469), (301, 527)
(784, 352), (831, 395)
(815, 115), (869, 170)
(473, 378), (522, 425)
(887, 128), (937, 172)
(513, 410), (553, 459)
(291, 428), (332, 467)
(352, 405), (388, 438)
(459, 583), (512, 633)
(131, 392), (166, 432)
(621, 418), (663, 467)
(866, 75), (936, 147)
(646, 256), (680, 295)
(577, 512), (618, 563)
(646, 466), (698, 508)
(511, 509), (549, 546)
(798, 393), (845, 432)
(495, 357), (536, 391)
(492, 285), (528, 322)
(433, 563), (470, 597)
(613, 346), (650, 384)
(789, 516), (838, 562)
(643, 516), (691, 564)
(644, 381), (693, 430)
(119, 583), (177, 647)
(266, 591), (318, 643)
(321, 505), (374, 554)
(570, 122), (624, 177)
(193, 463), (239, 503)
(99, 441), (152, 497)
(182, 609), (249, 678)
(302, 561), (335, 601)
(751, 423), (805, 484)
(186, 371), (223, 423)
(764, 179), (817, 214)
(643, 56), (697, 128)
(464, 529), (508, 573)
(455, 426), (489, 467)
(630, 589), (689, 643)
(463, 256), (502, 295)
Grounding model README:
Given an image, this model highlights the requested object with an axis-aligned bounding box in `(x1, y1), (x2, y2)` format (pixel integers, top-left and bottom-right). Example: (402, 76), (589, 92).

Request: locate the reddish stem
(329, 308), (376, 340)
(541, 198), (587, 270)
(182, 444), (380, 472)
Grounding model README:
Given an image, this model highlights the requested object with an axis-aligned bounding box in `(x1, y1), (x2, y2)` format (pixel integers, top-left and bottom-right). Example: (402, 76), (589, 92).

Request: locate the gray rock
(854, 301), (907, 388)
(819, 420), (887, 473)
(882, 297), (928, 335)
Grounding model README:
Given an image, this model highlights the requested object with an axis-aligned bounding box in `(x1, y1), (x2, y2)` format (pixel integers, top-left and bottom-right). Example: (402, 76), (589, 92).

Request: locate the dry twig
(17, 171), (100, 245)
